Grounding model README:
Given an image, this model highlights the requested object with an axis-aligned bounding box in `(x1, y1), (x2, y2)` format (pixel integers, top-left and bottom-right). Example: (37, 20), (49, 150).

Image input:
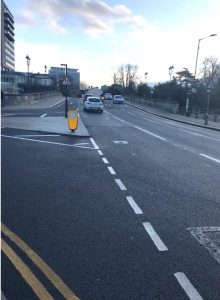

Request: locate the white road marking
(14, 134), (60, 137)
(113, 141), (128, 144)
(102, 157), (109, 164)
(180, 129), (220, 142)
(105, 110), (166, 141)
(126, 196), (143, 214)
(107, 166), (116, 175)
(143, 118), (161, 124)
(1, 135), (95, 149)
(127, 111), (136, 115)
(134, 126), (167, 141)
(1, 113), (15, 116)
(200, 154), (220, 164)
(142, 222), (168, 251)
(98, 150), (103, 156)
(115, 179), (127, 190)
(90, 138), (99, 149)
(174, 272), (203, 300)
(40, 114), (47, 118)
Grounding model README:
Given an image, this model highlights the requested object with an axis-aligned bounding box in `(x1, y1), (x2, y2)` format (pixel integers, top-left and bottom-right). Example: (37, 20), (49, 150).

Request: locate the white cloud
(15, 0), (150, 37)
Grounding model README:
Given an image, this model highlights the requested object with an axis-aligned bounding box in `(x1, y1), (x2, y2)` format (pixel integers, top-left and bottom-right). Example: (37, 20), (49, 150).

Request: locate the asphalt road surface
(2, 99), (220, 300)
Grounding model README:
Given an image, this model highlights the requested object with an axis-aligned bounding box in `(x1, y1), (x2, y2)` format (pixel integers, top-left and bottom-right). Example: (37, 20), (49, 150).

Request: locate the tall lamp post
(61, 63), (68, 118)
(169, 65), (174, 80)
(194, 34), (217, 78)
(26, 55), (30, 101)
(44, 65), (47, 95)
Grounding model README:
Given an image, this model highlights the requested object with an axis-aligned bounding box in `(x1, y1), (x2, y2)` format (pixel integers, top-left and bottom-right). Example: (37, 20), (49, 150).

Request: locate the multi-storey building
(49, 67), (80, 89)
(1, 0), (15, 71)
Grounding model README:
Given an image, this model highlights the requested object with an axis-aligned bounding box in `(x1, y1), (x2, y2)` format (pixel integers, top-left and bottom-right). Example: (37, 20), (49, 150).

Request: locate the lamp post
(44, 65), (47, 95)
(61, 63), (68, 118)
(169, 65), (174, 80)
(194, 34), (217, 78)
(26, 55), (30, 101)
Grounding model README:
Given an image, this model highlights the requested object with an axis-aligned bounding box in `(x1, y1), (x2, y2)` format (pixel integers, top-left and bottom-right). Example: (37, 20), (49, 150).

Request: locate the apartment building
(1, 0), (15, 71)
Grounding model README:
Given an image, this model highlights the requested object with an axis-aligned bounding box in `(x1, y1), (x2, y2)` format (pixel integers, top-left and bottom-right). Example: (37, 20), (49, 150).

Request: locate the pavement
(1, 95), (90, 137)
(2, 95), (220, 136)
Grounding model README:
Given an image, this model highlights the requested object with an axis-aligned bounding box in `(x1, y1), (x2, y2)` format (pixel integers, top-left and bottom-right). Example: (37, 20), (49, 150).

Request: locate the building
(49, 67), (80, 89)
(1, 0), (15, 71)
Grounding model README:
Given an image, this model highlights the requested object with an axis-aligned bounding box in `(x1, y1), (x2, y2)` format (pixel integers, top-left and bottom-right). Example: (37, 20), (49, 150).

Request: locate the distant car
(113, 95), (124, 104)
(83, 97), (104, 113)
(104, 93), (113, 100)
(83, 94), (93, 102)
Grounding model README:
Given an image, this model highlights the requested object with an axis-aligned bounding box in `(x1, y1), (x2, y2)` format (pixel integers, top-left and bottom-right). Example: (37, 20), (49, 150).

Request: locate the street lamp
(44, 65), (47, 95)
(26, 55), (30, 101)
(61, 63), (68, 118)
(144, 72), (148, 83)
(169, 65), (174, 80)
(194, 34), (217, 78)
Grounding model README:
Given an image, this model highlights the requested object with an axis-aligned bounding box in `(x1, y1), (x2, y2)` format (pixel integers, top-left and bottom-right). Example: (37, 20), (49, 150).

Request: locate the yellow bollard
(68, 109), (78, 131)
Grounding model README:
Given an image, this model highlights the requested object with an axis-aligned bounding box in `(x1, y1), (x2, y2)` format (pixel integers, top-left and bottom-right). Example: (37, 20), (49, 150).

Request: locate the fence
(125, 96), (179, 113)
(3, 91), (61, 106)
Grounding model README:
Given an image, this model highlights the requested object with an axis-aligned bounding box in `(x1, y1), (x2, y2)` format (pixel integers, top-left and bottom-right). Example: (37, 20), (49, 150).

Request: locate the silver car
(83, 97), (104, 113)
(113, 95), (124, 104)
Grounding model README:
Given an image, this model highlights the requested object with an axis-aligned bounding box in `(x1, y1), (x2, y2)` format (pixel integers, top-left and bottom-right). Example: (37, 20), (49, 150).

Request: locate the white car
(113, 95), (124, 104)
(104, 93), (113, 100)
(83, 97), (103, 113)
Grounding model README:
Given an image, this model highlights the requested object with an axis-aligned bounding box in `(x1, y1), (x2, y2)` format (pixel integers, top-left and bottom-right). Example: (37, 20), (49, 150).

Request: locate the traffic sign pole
(61, 64), (68, 118)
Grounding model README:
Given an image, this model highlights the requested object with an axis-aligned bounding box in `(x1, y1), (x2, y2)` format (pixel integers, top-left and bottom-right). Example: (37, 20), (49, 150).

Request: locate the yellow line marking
(1, 223), (80, 300)
(1, 238), (54, 300)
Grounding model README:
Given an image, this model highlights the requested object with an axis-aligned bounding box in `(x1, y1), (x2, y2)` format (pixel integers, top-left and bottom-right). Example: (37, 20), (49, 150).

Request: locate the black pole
(65, 66), (68, 118)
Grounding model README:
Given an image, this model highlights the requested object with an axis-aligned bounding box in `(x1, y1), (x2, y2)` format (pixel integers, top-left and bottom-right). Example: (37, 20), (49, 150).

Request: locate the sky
(5, 0), (220, 87)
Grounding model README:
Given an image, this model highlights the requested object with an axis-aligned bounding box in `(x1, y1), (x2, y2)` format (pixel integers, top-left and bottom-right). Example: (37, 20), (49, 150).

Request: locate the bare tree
(200, 56), (220, 88)
(80, 81), (89, 89)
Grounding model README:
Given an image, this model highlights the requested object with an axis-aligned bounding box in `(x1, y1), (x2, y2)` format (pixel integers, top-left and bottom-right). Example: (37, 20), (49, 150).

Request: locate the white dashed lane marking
(107, 166), (116, 175)
(126, 196), (143, 214)
(143, 222), (168, 252)
(98, 150), (103, 156)
(40, 114), (47, 118)
(102, 158), (109, 164)
(115, 179), (127, 191)
(174, 272), (203, 300)
(90, 138), (99, 149)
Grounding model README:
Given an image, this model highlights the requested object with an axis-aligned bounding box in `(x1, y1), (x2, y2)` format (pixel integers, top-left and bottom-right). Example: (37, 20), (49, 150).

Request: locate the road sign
(62, 76), (70, 85)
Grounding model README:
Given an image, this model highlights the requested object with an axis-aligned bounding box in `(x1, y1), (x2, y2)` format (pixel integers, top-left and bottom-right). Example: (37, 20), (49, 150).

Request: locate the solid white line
(143, 222), (168, 251)
(98, 150), (103, 156)
(115, 179), (127, 190)
(102, 157), (109, 164)
(40, 114), (47, 118)
(174, 272), (203, 300)
(126, 196), (143, 214)
(200, 154), (220, 164)
(90, 138), (99, 149)
(107, 166), (116, 175)
(134, 126), (166, 141)
(180, 129), (220, 142)
(14, 134), (60, 137)
(1, 135), (94, 149)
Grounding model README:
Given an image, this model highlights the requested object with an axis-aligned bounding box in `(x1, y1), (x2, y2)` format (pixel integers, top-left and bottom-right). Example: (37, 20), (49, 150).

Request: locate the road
(1, 99), (220, 299)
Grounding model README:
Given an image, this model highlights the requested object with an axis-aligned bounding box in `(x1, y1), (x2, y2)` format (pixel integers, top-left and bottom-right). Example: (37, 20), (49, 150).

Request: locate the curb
(125, 102), (220, 132)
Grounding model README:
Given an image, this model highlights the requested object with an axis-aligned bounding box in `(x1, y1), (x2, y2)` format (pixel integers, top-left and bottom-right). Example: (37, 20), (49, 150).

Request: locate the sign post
(61, 64), (69, 118)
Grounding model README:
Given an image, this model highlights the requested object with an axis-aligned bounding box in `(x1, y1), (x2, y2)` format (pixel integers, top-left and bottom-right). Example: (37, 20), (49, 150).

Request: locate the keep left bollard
(68, 109), (78, 132)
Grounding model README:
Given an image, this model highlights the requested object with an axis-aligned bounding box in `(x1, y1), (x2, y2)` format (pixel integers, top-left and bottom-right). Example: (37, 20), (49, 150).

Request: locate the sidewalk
(125, 100), (220, 132)
(1, 95), (90, 137)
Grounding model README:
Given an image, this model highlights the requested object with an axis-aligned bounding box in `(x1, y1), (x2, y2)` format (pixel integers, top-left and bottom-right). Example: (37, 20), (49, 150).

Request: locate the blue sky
(6, 0), (220, 86)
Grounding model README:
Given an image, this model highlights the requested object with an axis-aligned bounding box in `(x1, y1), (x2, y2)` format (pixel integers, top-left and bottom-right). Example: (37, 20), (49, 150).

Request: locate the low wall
(3, 91), (61, 106)
(126, 96), (179, 113)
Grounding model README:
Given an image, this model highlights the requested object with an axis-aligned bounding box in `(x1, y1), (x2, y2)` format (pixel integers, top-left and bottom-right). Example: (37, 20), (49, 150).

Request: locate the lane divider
(174, 272), (203, 300)
(200, 154), (220, 164)
(143, 222), (168, 252)
(126, 196), (143, 214)
(102, 157), (109, 164)
(107, 166), (116, 175)
(115, 179), (127, 191)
